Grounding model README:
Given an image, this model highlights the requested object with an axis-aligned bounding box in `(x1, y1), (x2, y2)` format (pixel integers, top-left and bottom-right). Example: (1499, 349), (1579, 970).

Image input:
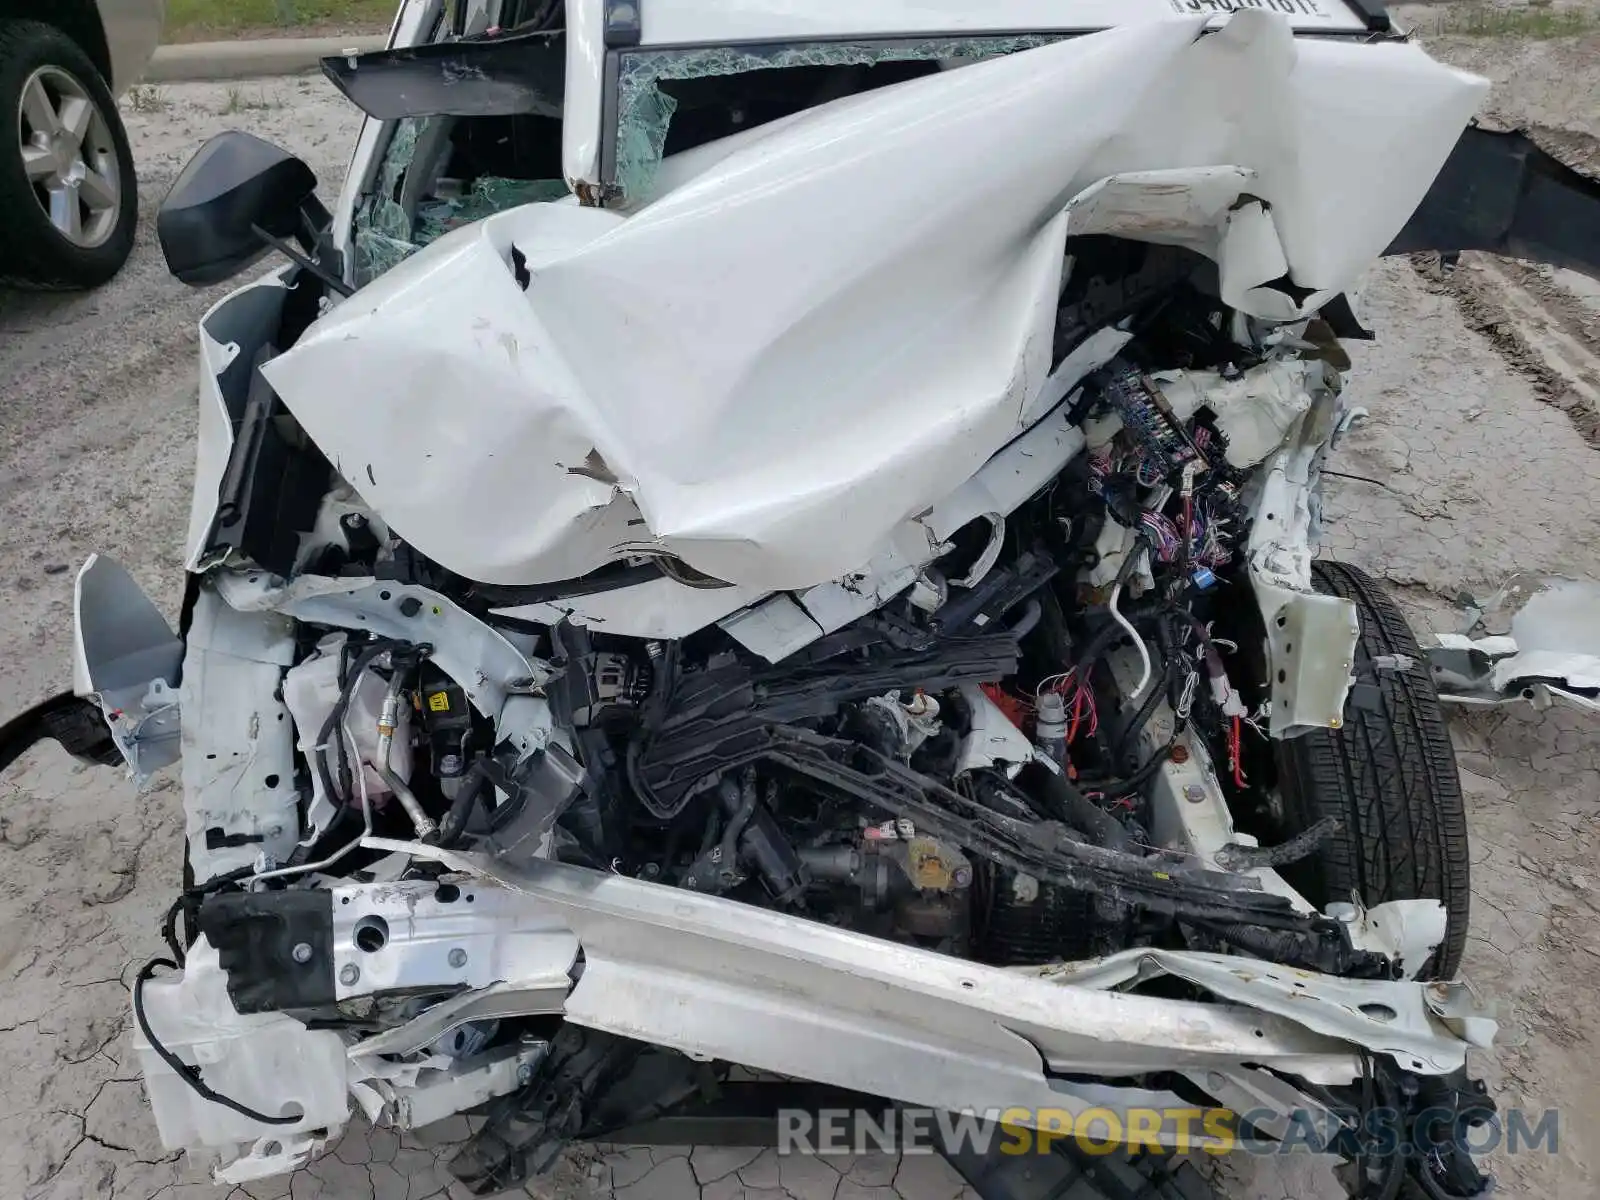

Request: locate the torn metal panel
(1242, 373), (1361, 736)
(369, 840), (1488, 1099)
(1032, 946), (1492, 1071)
(266, 15), (1485, 593)
(179, 588), (300, 883)
(349, 982), (570, 1059)
(72, 554), (183, 783)
(1494, 576), (1600, 689)
(363, 1041), (548, 1130)
(1430, 575), (1600, 711)
(719, 594), (825, 663)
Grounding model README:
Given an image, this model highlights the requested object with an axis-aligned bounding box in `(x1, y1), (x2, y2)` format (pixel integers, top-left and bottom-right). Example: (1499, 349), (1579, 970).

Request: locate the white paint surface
(264, 14), (1486, 592)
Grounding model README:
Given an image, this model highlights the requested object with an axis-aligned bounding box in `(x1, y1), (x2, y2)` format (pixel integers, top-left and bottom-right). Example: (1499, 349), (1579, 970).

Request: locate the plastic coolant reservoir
(282, 636), (413, 800)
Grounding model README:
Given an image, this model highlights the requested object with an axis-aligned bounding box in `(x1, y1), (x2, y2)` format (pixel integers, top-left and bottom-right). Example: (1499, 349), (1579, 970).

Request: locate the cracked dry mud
(1, 56), (1598, 1200)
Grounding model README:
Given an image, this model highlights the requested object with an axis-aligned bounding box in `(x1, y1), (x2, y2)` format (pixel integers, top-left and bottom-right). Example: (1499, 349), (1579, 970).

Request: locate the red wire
(1230, 715), (1246, 788)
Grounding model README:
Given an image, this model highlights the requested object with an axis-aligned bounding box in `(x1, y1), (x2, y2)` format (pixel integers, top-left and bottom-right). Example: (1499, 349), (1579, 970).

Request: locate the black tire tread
(1277, 561), (1470, 980)
(0, 18), (138, 289)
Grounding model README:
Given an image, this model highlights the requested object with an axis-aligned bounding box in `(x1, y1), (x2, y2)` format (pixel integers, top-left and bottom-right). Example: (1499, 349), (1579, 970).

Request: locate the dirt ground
(2, 19), (1599, 1200)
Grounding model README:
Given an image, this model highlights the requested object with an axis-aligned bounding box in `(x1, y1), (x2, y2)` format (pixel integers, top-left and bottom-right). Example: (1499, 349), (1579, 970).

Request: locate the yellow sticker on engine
(427, 692), (450, 713)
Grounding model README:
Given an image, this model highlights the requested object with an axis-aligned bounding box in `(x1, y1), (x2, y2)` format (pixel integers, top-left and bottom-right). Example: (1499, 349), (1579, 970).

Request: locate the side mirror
(157, 131), (323, 287)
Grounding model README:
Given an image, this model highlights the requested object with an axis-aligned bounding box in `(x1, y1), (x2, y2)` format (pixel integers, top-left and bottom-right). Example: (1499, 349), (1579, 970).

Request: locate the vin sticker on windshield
(1169, 0), (1336, 17)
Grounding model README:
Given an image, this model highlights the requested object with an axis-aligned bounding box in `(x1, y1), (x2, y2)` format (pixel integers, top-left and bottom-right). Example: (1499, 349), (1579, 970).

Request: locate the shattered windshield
(611, 36), (1068, 202)
(349, 29), (570, 284)
(354, 111), (570, 281)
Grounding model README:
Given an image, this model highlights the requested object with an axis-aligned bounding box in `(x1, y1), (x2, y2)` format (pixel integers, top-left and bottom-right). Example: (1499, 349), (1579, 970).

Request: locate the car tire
(0, 19), (139, 290)
(1274, 561), (1470, 980)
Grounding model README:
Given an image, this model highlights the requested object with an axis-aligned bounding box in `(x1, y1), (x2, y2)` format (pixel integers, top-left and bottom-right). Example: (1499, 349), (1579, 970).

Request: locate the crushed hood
(262, 13), (1486, 590)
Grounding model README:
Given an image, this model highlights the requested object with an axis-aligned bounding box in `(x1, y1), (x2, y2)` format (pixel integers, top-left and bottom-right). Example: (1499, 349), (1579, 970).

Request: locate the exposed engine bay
(96, 265), (1497, 1195)
(27, 1), (1600, 1195)
(255, 344), (1350, 969)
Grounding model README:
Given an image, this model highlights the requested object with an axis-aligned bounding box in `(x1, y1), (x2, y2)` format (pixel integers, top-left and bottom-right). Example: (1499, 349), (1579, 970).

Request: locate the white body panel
(114, 5), (1519, 1183)
(266, 14), (1484, 592)
(636, 0), (1370, 43)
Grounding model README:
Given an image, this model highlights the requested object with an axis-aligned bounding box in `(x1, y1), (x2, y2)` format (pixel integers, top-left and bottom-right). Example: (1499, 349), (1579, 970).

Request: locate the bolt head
(339, 963), (361, 986)
(1183, 783), (1207, 804)
(448, 948), (468, 968)
(291, 942), (314, 964)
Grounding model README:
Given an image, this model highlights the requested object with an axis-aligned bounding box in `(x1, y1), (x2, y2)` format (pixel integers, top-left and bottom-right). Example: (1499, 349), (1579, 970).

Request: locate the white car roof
(633, 0), (1376, 45)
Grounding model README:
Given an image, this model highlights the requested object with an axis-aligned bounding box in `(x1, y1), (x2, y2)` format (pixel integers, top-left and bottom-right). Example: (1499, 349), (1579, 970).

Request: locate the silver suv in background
(0, 0), (165, 288)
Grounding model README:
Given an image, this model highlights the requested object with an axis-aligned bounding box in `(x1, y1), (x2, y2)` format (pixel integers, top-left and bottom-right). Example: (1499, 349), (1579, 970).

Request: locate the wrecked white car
(8, 0), (1600, 1196)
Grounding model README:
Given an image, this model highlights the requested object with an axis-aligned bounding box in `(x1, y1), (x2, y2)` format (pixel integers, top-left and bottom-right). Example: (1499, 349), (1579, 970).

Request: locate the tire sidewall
(1272, 562), (1470, 980)
(0, 19), (139, 289)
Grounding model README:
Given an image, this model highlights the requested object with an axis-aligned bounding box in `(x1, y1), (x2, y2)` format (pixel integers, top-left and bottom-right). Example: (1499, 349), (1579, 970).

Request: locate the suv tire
(0, 19), (138, 289)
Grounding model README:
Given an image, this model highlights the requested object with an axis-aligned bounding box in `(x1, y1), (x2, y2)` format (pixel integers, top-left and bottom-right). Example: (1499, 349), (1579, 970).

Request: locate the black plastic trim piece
(0, 692), (120, 776)
(1386, 126), (1600, 283)
(320, 29), (565, 120)
(1339, 0), (1393, 33)
(603, 0), (642, 47)
(198, 890), (336, 1013)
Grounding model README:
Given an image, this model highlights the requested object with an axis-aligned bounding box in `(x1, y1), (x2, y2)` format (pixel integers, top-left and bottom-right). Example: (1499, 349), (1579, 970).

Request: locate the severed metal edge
(350, 982), (569, 1059)
(363, 837), (1487, 1145)
(1244, 377), (1361, 738)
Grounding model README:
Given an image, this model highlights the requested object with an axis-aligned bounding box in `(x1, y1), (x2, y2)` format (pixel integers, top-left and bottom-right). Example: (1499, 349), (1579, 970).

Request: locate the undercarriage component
(945, 1134), (1215, 1200)
(448, 1026), (702, 1195)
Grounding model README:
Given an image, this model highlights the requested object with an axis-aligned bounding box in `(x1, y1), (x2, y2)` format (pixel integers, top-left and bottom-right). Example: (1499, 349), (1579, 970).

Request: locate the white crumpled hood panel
(263, 13), (1485, 590)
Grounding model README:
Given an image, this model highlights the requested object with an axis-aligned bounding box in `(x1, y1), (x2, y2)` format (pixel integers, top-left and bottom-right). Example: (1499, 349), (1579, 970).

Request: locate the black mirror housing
(158, 131), (320, 287)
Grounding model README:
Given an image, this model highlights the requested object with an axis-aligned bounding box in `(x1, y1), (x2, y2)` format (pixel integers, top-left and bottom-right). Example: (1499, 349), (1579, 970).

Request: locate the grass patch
(1428, 3), (1600, 38)
(220, 86), (281, 114)
(165, 0), (396, 42)
(125, 84), (168, 112)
